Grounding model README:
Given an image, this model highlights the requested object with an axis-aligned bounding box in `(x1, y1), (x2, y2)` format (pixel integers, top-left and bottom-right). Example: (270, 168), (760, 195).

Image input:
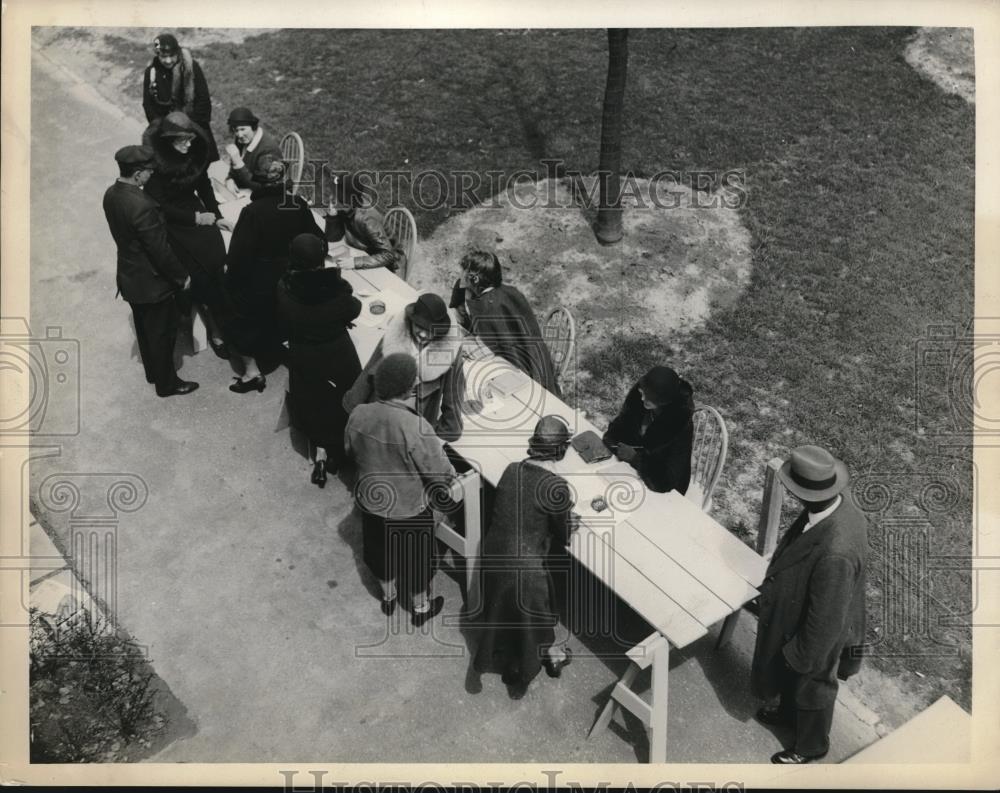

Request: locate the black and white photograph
(1, 0), (997, 787)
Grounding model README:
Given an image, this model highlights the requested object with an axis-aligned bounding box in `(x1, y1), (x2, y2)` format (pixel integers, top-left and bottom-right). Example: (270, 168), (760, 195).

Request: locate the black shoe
(411, 595), (444, 627)
(311, 460), (327, 488)
(380, 596), (397, 617)
(755, 705), (793, 728)
(771, 749), (826, 764)
(209, 338), (230, 359)
(543, 646), (573, 678)
(229, 375), (266, 394)
(508, 680), (529, 700)
(157, 380), (199, 397)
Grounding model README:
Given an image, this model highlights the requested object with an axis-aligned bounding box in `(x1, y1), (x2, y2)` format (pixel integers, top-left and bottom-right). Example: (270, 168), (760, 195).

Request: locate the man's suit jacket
(103, 181), (188, 304)
(751, 494), (868, 709)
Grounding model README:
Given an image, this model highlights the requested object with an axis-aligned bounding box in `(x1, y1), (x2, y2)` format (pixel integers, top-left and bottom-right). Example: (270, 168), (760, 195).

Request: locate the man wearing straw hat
(751, 444), (868, 764)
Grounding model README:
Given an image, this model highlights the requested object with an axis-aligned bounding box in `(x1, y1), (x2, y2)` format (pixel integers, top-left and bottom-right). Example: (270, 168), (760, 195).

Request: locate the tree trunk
(594, 29), (629, 245)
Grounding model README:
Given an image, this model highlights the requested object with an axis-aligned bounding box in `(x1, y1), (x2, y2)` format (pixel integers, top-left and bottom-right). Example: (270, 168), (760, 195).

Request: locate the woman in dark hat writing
(472, 415), (576, 699)
(276, 234), (362, 488)
(343, 292), (465, 442)
(323, 172), (405, 273)
(225, 155), (325, 393)
(143, 110), (230, 358)
(602, 365), (696, 494)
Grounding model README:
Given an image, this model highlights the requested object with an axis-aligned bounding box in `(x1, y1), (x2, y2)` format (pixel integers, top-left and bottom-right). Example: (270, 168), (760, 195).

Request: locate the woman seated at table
(448, 250), (561, 396)
(473, 415), (576, 700)
(323, 171), (404, 273)
(343, 292), (465, 442)
(602, 365), (695, 495)
(276, 234), (362, 488)
(143, 110), (231, 357)
(224, 156), (324, 393)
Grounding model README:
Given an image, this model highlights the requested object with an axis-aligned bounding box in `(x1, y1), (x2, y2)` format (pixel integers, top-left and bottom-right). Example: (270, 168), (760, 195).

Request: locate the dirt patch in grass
(904, 28), (975, 104)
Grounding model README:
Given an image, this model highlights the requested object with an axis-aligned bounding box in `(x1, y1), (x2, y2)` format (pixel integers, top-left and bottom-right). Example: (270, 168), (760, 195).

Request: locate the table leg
(648, 642), (669, 763)
(588, 662), (639, 738)
(463, 472), (482, 612)
(715, 610), (739, 649)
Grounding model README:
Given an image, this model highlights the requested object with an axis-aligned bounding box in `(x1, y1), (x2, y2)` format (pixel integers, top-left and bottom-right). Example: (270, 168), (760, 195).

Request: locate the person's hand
(195, 212), (217, 226)
(615, 443), (638, 463)
(182, 276), (192, 290)
(223, 143), (243, 165)
(215, 217), (234, 232)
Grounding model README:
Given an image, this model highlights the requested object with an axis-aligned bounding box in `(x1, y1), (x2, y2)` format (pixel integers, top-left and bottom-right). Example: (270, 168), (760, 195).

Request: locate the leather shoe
(543, 646), (573, 678)
(411, 595), (444, 627)
(209, 338), (230, 359)
(380, 597), (397, 617)
(311, 460), (327, 489)
(755, 705), (793, 728)
(771, 749), (826, 764)
(229, 375), (266, 394)
(157, 380), (199, 397)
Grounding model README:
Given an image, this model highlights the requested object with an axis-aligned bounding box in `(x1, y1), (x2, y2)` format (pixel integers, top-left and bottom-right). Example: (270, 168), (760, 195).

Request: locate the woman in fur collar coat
(143, 111), (231, 357)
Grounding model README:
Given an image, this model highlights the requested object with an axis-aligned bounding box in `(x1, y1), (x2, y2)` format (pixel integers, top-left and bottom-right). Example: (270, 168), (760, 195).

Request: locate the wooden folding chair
(280, 131), (308, 201)
(685, 406), (729, 513)
(383, 206), (417, 282)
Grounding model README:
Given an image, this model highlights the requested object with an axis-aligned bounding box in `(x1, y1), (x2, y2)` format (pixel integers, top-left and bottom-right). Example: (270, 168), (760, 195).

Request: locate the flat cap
(114, 145), (156, 168)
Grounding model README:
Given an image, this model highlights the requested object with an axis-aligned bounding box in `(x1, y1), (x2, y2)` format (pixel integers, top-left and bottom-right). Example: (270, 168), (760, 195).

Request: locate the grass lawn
(93, 26), (974, 712)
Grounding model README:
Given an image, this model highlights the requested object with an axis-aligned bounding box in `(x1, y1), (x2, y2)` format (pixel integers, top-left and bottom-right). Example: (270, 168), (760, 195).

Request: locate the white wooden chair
(279, 131), (307, 201)
(544, 306), (576, 382)
(383, 206), (417, 282)
(685, 406), (728, 513)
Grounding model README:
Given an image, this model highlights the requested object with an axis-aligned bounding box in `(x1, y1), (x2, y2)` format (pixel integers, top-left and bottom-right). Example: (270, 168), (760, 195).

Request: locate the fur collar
(142, 115), (212, 188)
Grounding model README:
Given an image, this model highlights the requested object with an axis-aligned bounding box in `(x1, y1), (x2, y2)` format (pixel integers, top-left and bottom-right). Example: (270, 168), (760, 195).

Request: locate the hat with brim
(227, 107), (259, 128)
(777, 445), (850, 501)
(405, 293), (451, 338)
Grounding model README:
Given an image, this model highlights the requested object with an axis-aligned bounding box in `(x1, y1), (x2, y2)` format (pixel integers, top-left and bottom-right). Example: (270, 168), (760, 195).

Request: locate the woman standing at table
(473, 415), (576, 699)
(276, 234), (362, 488)
(448, 249), (561, 396)
(225, 156), (324, 393)
(602, 365), (696, 495)
(143, 110), (231, 357)
(343, 292), (465, 442)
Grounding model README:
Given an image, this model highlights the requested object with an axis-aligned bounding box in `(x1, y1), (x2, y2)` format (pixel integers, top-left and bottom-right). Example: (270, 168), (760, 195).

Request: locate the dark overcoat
(473, 460), (573, 685)
(275, 268), (362, 456)
(142, 113), (227, 309)
(751, 495), (868, 709)
(449, 282), (562, 396)
(602, 382), (694, 494)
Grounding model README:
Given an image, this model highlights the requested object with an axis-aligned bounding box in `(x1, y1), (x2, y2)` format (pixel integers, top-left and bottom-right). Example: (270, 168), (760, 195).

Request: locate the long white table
(216, 192), (766, 761)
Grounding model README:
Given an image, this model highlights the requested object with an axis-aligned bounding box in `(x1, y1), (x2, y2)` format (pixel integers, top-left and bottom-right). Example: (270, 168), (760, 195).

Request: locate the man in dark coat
(602, 366), (695, 494)
(142, 33), (219, 162)
(751, 445), (868, 764)
(449, 250), (562, 396)
(223, 106), (283, 193)
(102, 145), (197, 397)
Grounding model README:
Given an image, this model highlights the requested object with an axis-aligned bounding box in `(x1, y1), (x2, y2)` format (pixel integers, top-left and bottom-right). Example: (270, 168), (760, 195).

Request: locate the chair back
(686, 405), (728, 513)
(383, 206), (417, 281)
(279, 132), (307, 201)
(543, 306), (576, 381)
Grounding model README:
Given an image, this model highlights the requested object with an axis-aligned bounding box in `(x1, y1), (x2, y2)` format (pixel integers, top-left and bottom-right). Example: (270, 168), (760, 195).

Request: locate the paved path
(26, 44), (880, 764)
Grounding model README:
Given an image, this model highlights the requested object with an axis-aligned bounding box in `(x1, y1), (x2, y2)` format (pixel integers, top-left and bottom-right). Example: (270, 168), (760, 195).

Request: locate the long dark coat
(473, 460), (573, 685)
(275, 268), (362, 457)
(225, 185), (324, 356)
(751, 496), (868, 710)
(449, 282), (562, 396)
(142, 113), (227, 310)
(602, 381), (695, 494)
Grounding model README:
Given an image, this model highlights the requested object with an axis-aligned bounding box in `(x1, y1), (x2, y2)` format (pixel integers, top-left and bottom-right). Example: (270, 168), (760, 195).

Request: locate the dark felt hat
(114, 145), (156, 169)
(405, 293), (451, 338)
(639, 366), (683, 406)
(375, 353), (418, 400)
(227, 107), (259, 128)
(288, 234), (327, 271)
(252, 154), (286, 185)
(153, 33), (179, 54)
(159, 112), (196, 139)
(778, 445), (850, 502)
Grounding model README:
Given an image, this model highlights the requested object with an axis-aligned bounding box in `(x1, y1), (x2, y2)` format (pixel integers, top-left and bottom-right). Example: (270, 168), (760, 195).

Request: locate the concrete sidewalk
(26, 44), (881, 764)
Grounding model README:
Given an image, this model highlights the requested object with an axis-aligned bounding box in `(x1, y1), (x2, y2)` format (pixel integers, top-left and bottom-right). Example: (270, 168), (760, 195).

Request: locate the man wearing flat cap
(102, 145), (197, 397)
(142, 33), (218, 162)
(751, 445), (868, 764)
(224, 106), (283, 193)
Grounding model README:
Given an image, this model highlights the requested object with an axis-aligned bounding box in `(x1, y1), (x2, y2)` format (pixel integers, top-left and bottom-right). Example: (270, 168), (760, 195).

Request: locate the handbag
(571, 430), (613, 464)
